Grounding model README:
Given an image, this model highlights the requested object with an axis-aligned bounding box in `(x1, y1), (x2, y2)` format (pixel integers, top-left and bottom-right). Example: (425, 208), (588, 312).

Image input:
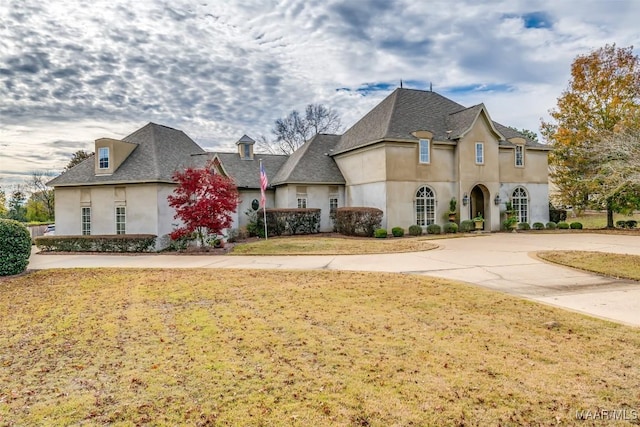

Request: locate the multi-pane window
(515, 145), (524, 167)
(512, 187), (528, 223)
(415, 186), (436, 226)
(243, 144), (250, 159)
(419, 139), (430, 164)
(475, 142), (484, 164)
(98, 147), (109, 169)
(296, 186), (307, 208)
(81, 207), (91, 235)
(116, 206), (126, 234)
(329, 186), (338, 212)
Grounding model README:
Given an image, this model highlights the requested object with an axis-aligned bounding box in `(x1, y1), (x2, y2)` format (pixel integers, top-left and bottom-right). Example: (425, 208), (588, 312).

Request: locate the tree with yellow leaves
(542, 44), (640, 227)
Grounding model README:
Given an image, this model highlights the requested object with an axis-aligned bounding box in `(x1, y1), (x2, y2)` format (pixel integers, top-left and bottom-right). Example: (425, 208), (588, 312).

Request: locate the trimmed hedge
(557, 222), (570, 229)
(408, 225), (423, 236)
(546, 221), (557, 230)
(257, 208), (321, 237)
(374, 228), (388, 238)
(617, 220), (638, 229)
(426, 224), (441, 235)
(391, 227), (404, 237)
(443, 222), (458, 233)
(0, 219), (31, 276)
(532, 222), (545, 230)
(35, 234), (157, 252)
(518, 222), (531, 230)
(549, 206), (567, 223)
(570, 221), (583, 229)
(335, 207), (383, 237)
(460, 220), (474, 233)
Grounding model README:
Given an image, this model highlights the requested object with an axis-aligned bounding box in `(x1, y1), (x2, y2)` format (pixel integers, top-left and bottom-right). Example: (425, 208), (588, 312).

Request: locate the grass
(231, 236), (440, 255)
(570, 211), (640, 229)
(1, 269), (639, 426)
(537, 251), (640, 281)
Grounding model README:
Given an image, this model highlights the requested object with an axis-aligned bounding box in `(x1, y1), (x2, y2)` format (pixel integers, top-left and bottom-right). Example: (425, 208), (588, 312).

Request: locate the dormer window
(243, 144), (250, 159)
(236, 134), (255, 160)
(98, 147), (110, 169)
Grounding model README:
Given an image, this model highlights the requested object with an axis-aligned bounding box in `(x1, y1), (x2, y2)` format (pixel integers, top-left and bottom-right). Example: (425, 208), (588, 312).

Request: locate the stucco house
(49, 88), (550, 246)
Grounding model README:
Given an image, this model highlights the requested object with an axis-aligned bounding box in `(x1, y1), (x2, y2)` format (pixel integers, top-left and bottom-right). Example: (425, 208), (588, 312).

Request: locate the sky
(1, 0), (639, 189)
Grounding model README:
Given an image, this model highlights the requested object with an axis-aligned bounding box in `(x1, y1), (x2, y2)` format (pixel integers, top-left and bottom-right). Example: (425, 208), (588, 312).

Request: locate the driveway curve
(28, 233), (640, 327)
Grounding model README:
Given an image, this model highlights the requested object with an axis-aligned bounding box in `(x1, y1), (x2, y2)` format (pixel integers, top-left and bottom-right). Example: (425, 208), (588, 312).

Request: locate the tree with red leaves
(168, 164), (239, 247)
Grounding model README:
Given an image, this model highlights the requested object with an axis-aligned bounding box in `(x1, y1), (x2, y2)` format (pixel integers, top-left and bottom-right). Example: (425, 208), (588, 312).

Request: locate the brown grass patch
(537, 251), (640, 281)
(1, 269), (639, 425)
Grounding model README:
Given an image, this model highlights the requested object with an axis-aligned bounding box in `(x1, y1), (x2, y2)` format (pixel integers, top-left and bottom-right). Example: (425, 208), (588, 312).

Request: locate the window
(515, 145), (524, 167)
(81, 207), (91, 235)
(415, 186), (436, 226)
(296, 186), (307, 209)
(329, 186), (338, 212)
(419, 139), (430, 164)
(512, 187), (528, 223)
(116, 206), (126, 234)
(475, 142), (484, 164)
(98, 147), (109, 169)
(243, 144), (250, 159)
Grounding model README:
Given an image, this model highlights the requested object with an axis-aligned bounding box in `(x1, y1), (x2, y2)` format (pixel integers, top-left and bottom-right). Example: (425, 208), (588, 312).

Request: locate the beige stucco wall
(385, 143), (456, 182)
(499, 148), (549, 183)
(274, 184), (344, 232)
(334, 144), (386, 184)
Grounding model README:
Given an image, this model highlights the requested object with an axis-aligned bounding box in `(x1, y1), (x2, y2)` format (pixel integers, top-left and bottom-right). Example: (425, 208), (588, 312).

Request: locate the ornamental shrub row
(334, 207), (383, 237)
(0, 219), (31, 276)
(616, 220), (638, 229)
(35, 234), (157, 252)
(256, 208), (321, 237)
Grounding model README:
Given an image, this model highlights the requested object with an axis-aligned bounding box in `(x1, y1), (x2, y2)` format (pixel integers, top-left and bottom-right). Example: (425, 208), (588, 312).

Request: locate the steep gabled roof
(333, 88), (546, 154)
(205, 153), (288, 188)
(48, 123), (205, 187)
(271, 133), (345, 185)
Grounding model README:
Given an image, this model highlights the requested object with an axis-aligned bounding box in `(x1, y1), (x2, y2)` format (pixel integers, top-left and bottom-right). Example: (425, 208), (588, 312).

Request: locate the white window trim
(98, 147), (109, 169)
(475, 142), (484, 165)
(512, 187), (529, 223)
(515, 145), (524, 167)
(419, 139), (431, 164)
(297, 198), (307, 209)
(415, 185), (436, 227)
(115, 206), (126, 235)
(81, 207), (91, 235)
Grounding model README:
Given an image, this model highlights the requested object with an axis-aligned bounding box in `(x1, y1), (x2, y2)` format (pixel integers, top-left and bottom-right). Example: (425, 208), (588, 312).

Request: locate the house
(49, 88), (550, 247)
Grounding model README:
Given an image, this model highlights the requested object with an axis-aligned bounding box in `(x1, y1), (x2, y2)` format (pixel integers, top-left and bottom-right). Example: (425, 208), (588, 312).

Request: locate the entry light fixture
(462, 193), (468, 206)
(494, 194), (501, 205)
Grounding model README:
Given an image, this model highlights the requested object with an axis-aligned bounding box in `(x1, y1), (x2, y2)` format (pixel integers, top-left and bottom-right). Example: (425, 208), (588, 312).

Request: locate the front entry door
(470, 185), (485, 230)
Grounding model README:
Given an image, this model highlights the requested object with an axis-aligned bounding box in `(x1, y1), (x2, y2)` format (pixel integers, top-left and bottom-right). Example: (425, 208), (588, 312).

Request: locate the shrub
(256, 208), (321, 237)
(460, 220), (474, 233)
(335, 207), (383, 237)
(626, 220), (638, 229)
(532, 222), (545, 230)
(546, 221), (557, 230)
(408, 225), (423, 236)
(374, 228), (388, 238)
(570, 221), (583, 229)
(391, 227), (404, 237)
(0, 219), (31, 276)
(35, 234), (157, 252)
(557, 222), (570, 229)
(518, 222), (531, 230)
(426, 224), (441, 235)
(443, 222), (458, 233)
(549, 204), (567, 223)
(616, 220), (627, 228)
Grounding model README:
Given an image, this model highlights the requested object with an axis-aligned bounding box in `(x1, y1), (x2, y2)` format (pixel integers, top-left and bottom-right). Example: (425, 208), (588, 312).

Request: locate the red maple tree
(168, 165), (239, 246)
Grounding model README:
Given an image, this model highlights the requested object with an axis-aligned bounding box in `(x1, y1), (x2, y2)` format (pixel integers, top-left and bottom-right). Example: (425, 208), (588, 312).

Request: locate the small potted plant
(448, 197), (457, 222)
(472, 212), (484, 230)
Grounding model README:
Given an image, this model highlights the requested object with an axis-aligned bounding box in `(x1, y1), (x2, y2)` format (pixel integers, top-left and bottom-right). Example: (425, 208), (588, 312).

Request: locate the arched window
(512, 187), (528, 223)
(416, 186), (436, 226)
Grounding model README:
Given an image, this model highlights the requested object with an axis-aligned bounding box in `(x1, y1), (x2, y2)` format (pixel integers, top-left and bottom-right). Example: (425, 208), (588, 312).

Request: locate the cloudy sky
(1, 0), (639, 188)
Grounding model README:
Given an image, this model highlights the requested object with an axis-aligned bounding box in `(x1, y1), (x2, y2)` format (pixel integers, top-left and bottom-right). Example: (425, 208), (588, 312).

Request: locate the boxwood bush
(459, 220), (474, 233)
(443, 222), (458, 233)
(532, 222), (545, 230)
(546, 221), (557, 230)
(570, 221), (583, 229)
(35, 234), (157, 252)
(557, 222), (570, 229)
(408, 225), (423, 236)
(426, 224), (441, 235)
(626, 220), (638, 229)
(391, 227), (404, 237)
(518, 222), (531, 230)
(0, 219), (32, 276)
(374, 228), (388, 238)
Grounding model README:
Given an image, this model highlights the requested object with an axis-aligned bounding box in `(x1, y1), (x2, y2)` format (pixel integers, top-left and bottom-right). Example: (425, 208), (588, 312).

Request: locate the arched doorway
(469, 184), (488, 230)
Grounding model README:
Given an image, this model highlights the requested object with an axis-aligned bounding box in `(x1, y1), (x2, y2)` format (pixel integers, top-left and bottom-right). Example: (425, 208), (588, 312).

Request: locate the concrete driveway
(27, 233), (640, 327)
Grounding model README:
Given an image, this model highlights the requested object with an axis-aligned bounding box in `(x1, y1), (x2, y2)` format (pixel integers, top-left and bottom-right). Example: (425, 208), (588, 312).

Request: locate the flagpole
(259, 159), (268, 240)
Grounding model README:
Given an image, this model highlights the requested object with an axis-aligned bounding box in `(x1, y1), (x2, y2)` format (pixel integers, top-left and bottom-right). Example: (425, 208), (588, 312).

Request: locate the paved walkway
(28, 233), (640, 327)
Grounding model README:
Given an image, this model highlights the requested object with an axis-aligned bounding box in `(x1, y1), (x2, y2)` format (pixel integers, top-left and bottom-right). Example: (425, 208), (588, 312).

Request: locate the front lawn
(1, 269), (638, 425)
(537, 251), (640, 281)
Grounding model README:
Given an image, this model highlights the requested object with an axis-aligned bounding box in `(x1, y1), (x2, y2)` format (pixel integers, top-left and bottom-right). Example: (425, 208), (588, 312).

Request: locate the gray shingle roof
(205, 153), (288, 189)
(48, 123), (205, 187)
(333, 88), (547, 154)
(271, 133), (345, 185)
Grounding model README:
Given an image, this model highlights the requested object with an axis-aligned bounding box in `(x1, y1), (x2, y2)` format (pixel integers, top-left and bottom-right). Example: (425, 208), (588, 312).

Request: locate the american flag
(260, 161), (268, 208)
